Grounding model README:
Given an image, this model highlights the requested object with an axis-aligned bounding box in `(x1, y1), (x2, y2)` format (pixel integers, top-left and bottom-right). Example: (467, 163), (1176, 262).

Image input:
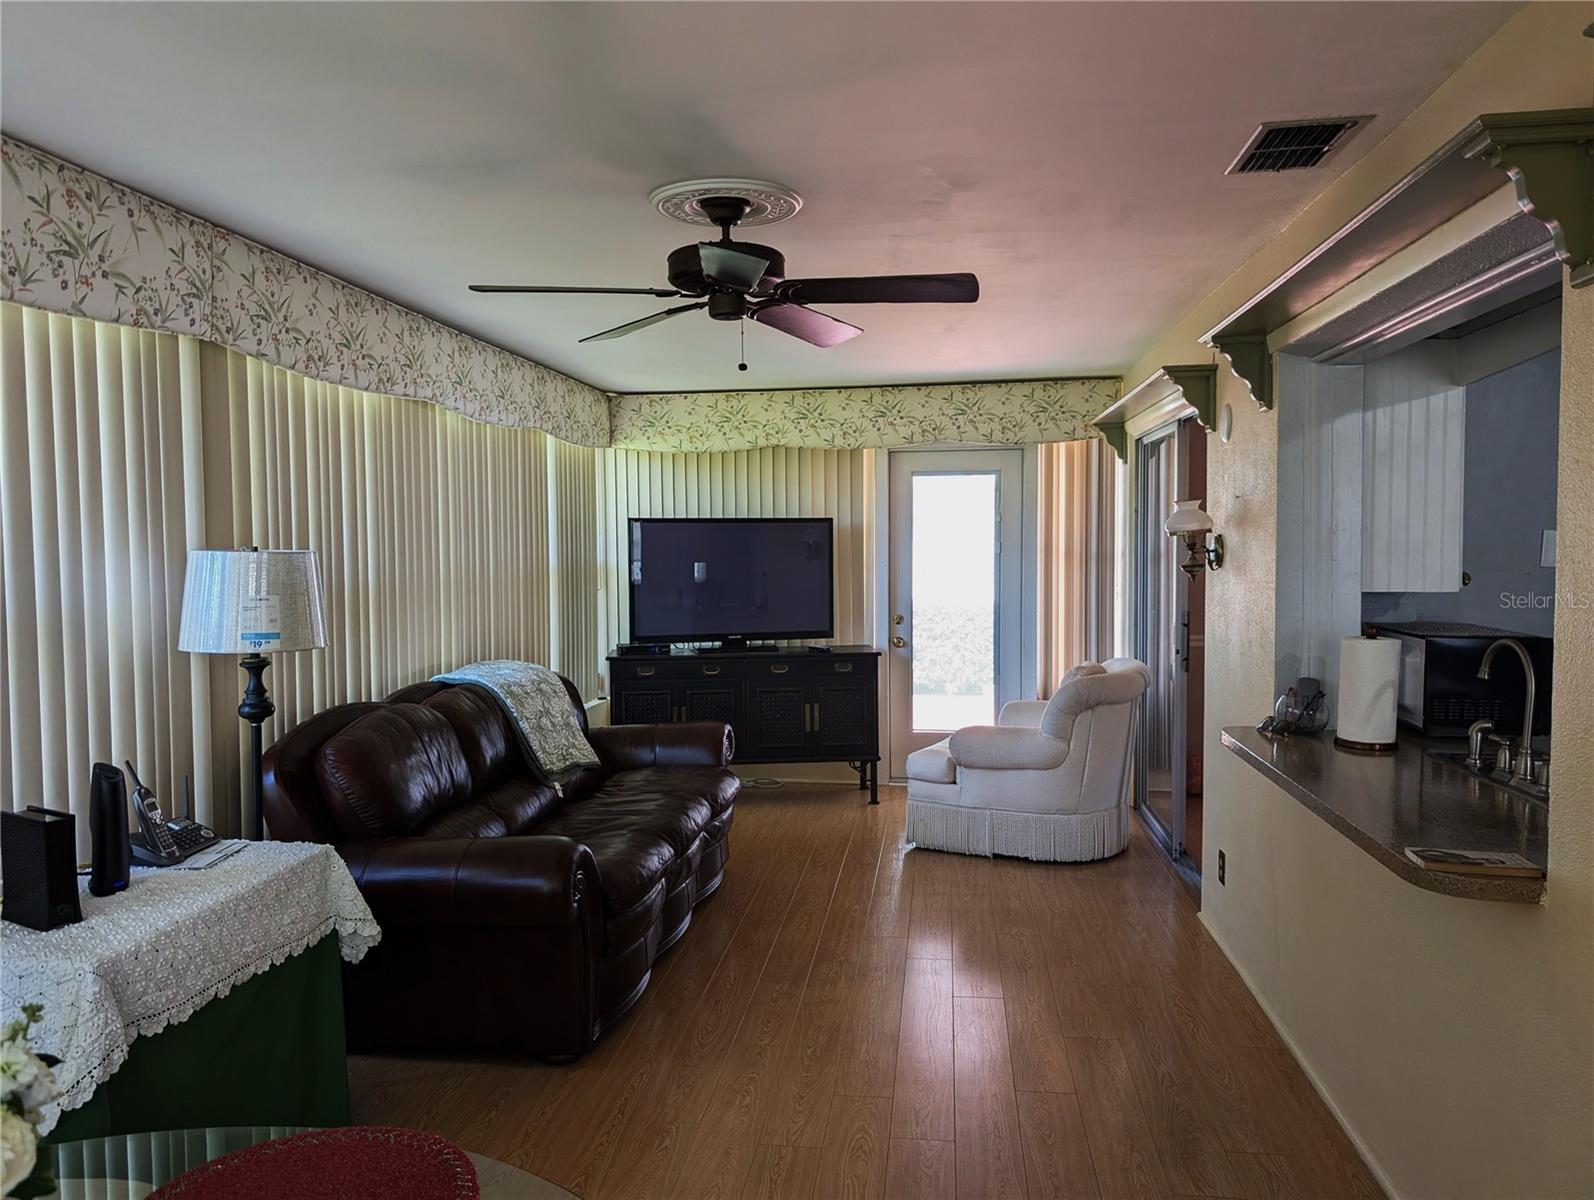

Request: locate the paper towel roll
(1335, 635), (1401, 752)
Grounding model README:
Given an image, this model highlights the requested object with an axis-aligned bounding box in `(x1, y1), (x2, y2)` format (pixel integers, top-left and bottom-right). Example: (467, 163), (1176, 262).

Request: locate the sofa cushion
(418, 799), (511, 839)
(539, 820), (674, 917)
(423, 684), (518, 788)
(535, 767), (735, 913)
(906, 737), (956, 784)
(476, 774), (565, 834)
(585, 767), (739, 828)
(315, 704), (472, 838)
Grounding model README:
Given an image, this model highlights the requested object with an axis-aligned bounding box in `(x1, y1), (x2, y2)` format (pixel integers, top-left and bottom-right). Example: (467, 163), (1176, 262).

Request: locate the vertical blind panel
(1, 307), (211, 851)
(1038, 438), (1118, 696)
(0, 302), (574, 848)
(211, 352), (555, 764)
(550, 437), (600, 701)
(596, 447), (873, 675)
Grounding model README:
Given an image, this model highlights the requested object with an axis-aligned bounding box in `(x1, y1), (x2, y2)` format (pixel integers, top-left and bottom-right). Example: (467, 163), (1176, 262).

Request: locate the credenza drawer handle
(770, 663), (789, 674)
(834, 662), (853, 673)
(702, 665), (721, 676)
(637, 666), (656, 677)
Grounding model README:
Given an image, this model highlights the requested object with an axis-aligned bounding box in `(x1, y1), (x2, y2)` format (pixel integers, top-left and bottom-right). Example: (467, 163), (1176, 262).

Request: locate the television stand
(607, 644), (881, 803)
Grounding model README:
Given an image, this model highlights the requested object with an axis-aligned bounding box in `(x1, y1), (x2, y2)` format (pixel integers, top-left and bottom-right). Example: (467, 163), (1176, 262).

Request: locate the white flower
(14, 1054), (55, 1121)
(0, 1041), (38, 1105)
(0, 1108), (37, 1197)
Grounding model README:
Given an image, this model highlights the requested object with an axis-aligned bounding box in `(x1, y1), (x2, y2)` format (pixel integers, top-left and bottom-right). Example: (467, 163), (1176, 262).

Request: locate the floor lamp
(178, 548), (327, 840)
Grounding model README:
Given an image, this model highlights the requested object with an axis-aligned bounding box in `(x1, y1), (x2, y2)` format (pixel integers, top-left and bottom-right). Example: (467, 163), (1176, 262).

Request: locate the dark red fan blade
(471, 284), (681, 297)
(776, 273), (979, 305)
(749, 302), (863, 348)
(578, 301), (707, 343)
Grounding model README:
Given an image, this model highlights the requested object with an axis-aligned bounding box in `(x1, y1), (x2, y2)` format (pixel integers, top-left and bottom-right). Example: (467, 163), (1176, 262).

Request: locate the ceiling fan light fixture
(649, 178), (804, 228)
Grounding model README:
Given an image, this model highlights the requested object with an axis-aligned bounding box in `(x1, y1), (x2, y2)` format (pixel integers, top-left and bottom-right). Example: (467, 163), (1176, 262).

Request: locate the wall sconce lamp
(1165, 500), (1224, 578)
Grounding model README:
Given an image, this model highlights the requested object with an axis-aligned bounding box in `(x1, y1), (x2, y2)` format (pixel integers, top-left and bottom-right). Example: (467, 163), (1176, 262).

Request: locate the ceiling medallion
(649, 178), (803, 228)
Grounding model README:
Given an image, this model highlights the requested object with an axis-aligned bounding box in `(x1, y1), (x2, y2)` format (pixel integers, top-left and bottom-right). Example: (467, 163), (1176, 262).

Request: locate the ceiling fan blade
(749, 302), (863, 348)
(697, 243), (768, 292)
(578, 301), (708, 343)
(471, 284), (681, 297)
(777, 273), (979, 305)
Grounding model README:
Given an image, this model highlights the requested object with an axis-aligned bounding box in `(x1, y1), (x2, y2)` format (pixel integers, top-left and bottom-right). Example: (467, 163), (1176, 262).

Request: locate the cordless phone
(127, 760), (221, 866)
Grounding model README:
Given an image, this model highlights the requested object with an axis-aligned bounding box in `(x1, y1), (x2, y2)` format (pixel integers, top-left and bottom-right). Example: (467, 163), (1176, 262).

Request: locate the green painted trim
(1093, 362), (1219, 459)
(1211, 333), (1273, 411)
(1092, 388), (1141, 463)
(1096, 419), (1129, 463)
(1463, 110), (1594, 288)
(1164, 364), (1219, 432)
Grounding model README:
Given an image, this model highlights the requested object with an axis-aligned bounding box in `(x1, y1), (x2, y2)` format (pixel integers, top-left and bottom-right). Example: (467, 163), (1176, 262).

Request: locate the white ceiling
(0, 2), (1517, 393)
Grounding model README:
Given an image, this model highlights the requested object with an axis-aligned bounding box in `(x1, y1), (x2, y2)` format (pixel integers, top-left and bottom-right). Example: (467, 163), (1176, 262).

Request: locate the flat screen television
(628, 517), (834, 645)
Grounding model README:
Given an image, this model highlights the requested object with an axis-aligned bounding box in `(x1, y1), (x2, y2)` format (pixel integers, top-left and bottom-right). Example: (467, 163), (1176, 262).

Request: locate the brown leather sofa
(261, 675), (736, 1061)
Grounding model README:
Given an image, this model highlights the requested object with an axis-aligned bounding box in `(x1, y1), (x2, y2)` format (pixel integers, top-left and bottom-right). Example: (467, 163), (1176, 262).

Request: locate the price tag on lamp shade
(237, 595), (283, 649)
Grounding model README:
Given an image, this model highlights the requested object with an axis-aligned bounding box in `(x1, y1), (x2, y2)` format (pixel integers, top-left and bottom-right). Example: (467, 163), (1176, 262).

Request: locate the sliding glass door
(1133, 422), (1188, 857)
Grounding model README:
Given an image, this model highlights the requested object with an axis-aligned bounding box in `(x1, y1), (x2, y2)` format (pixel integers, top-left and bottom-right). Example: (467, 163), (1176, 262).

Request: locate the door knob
(891, 635), (907, 649)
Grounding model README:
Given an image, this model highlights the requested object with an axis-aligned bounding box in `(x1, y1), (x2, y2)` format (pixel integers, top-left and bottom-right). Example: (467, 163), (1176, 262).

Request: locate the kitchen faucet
(1477, 638), (1537, 782)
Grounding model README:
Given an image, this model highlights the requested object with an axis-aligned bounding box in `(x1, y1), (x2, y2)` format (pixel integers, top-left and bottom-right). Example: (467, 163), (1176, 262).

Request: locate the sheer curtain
(1038, 438), (1118, 696)
(1, 302), (590, 846)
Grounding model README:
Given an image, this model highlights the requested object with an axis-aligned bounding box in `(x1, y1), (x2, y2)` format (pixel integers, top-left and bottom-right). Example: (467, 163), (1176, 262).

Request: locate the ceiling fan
(470, 195), (979, 349)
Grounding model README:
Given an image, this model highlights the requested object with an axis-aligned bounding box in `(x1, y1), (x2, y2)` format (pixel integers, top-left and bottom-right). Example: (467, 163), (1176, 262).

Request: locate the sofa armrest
(948, 725), (1070, 771)
(998, 699), (1048, 728)
(338, 836), (598, 929)
(588, 721), (735, 770)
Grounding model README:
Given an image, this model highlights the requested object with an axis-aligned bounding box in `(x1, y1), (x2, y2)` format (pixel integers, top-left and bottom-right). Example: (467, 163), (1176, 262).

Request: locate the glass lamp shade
(178, 549), (327, 655)
(1164, 499), (1214, 536)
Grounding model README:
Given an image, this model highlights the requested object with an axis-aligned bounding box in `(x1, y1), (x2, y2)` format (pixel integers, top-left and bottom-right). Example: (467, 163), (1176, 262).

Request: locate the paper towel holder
(1332, 630), (1399, 755)
(1165, 500), (1224, 578)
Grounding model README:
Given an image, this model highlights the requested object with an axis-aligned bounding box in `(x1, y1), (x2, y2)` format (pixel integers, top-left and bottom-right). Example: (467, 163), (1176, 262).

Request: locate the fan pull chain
(738, 320), (748, 372)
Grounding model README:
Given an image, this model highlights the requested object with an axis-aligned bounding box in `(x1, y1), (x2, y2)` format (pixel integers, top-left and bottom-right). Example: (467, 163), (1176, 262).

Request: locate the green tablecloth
(47, 933), (350, 1143)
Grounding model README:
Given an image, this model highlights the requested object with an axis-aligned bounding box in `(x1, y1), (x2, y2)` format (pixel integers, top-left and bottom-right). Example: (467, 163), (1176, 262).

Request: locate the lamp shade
(178, 549), (327, 655)
(1164, 499), (1214, 536)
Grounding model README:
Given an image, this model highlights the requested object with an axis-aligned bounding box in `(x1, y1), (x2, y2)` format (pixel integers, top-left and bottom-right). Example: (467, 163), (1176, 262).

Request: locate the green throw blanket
(431, 660), (600, 789)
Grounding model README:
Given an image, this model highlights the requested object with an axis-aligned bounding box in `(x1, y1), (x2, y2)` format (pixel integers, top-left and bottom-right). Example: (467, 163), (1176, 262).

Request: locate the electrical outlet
(1218, 849), (1226, 885)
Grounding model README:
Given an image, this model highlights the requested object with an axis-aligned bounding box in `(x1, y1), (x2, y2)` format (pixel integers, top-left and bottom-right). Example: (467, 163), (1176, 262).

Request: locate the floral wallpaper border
(610, 377), (1121, 451)
(1, 136), (610, 446)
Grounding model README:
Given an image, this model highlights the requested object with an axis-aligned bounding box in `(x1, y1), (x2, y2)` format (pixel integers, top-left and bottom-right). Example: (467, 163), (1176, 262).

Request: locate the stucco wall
(1121, 6), (1594, 1196)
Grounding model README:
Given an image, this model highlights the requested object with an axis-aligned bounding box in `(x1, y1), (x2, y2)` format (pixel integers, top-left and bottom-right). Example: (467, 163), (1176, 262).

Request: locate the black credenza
(606, 645), (881, 802)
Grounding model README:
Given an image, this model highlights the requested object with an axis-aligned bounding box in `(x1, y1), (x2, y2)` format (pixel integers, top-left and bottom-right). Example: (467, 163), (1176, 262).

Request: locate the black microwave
(1371, 622), (1553, 739)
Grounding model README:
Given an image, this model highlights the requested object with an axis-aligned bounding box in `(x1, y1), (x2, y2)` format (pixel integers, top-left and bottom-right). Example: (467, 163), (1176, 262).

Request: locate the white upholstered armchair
(905, 658), (1151, 862)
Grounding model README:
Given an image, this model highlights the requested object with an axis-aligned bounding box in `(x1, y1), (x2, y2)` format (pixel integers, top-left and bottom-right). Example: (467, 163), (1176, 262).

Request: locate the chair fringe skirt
(904, 798), (1128, 862)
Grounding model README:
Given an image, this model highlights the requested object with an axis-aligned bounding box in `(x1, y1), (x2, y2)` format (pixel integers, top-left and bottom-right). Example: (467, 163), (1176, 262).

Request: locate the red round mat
(149, 1126), (480, 1200)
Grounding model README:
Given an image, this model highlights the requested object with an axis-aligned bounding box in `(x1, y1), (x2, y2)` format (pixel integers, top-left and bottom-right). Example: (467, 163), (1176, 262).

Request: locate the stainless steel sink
(1426, 750), (1550, 805)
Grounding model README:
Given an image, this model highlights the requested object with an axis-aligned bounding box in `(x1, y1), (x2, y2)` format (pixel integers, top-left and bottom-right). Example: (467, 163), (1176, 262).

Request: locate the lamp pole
(238, 652), (275, 841)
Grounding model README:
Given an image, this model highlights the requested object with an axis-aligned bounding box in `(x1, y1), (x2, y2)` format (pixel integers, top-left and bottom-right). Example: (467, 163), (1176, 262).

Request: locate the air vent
(1226, 117), (1370, 175)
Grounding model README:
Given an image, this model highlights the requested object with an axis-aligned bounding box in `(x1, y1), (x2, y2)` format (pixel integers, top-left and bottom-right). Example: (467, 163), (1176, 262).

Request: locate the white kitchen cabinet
(1361, 341), (1465, 593)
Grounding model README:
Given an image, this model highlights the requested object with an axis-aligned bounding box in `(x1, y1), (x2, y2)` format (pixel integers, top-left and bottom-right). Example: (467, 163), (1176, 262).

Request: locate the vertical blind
(549, 437), (600, 700)
(1, 302), (594, 847)
(1038, 438), (1118, 694)
(596, 448), (876, 674)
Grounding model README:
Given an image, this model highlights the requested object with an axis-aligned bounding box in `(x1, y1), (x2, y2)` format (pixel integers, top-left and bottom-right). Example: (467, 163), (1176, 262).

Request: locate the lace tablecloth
(0, 841), (380, 1133)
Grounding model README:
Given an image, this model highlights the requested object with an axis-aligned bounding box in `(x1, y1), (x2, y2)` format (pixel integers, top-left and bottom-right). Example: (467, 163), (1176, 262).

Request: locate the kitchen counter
(1220, 726), (1547, 903)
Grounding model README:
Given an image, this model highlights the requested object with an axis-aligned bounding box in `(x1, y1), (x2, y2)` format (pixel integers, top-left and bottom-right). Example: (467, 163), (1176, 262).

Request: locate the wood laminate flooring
(350, 785), (1384, 1199)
